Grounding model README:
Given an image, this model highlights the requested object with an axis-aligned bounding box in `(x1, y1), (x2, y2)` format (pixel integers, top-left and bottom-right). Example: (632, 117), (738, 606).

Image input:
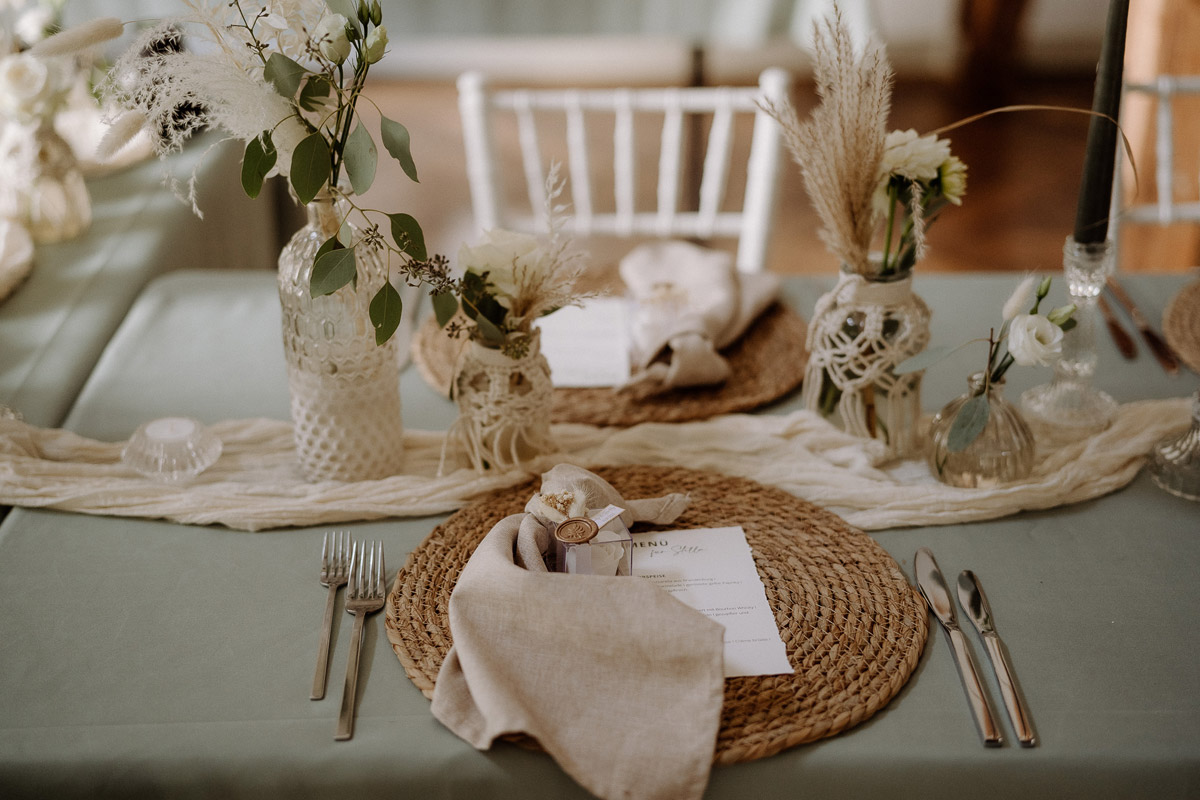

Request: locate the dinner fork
(335, 540), (386, 741)
(311, 531), (352, 700)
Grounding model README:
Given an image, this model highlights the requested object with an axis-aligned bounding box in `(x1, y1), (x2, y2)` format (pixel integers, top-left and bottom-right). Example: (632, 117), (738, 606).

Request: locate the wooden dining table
(1, 247), (1197, 798)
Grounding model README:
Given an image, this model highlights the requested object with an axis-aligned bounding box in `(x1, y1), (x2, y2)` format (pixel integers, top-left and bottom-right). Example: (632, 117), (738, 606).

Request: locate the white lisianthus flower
(15, 7), (54, 47)
(1002, 275), (1038, 321)
(0, 53), (66, 121)
(459, 228), (552, 308)
(880, 129), (951, 182)
(1007, 313), (1064, 366)
(313, 13), (351, 64)
(939, 155), (967, 205)
(363, 25), (387, 64)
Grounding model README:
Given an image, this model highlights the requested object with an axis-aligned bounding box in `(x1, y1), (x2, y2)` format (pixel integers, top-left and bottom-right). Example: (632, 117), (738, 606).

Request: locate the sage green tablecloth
(0, 270), (1197, 799)
(0, 137), (294, 429)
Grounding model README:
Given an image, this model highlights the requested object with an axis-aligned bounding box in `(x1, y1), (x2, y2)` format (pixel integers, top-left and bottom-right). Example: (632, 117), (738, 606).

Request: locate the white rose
(363, 25), (387, 64)
(1007, 313), (1063, 366)
(313, 13), (351, 64)
(1001, 275), (1037, 321)
(458, 228), (550, 308)
(881, 129), (951, 182)
(0, 54), (56, 120)
(15, 7), (54, 47)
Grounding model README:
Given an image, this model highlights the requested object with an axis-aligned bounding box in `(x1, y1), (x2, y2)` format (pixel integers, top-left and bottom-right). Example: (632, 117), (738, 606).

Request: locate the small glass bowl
(121, 417), (222, 482)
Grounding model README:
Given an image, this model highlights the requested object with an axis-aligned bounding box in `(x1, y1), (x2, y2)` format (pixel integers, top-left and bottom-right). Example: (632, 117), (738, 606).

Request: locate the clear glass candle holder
(1148, 390), (1200, 502)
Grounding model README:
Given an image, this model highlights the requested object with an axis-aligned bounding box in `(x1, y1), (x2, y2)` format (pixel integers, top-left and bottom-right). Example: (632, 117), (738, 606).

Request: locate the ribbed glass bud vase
(929, 373), (1035, 488)
(277, 195), (405, 481)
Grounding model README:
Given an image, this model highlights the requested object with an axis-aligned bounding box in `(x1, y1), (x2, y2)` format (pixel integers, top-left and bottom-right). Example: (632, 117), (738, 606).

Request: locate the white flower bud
(1007, 314), (1064, 367)
(313, 14), (351, 64)
(363, 26), (387, 64)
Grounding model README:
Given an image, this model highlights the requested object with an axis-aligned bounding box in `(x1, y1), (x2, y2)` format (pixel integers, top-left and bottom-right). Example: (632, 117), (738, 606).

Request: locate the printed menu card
(631, 526), (794, 677)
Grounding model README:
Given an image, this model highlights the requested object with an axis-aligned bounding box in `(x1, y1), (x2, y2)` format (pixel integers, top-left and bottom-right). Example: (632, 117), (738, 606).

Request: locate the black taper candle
(1073, 0), (1129, 244)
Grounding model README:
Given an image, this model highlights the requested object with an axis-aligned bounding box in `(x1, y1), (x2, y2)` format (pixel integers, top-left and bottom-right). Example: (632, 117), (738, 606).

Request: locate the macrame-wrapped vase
(447, 330), (555, 471)
(929, 373), (1035, 488)
(802, 268), (931, 457)
(277, 196), (406, 481)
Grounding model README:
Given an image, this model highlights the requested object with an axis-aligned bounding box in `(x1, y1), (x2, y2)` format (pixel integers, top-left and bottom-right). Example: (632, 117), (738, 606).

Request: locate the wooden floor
(359, 74), (1100, 276)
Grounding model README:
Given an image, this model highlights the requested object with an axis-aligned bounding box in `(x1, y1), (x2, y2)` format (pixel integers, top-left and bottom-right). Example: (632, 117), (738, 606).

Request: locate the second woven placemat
(385, 465), (928, 765)
(1164, 279), (1200, 375)
(411, 303), (808, 426)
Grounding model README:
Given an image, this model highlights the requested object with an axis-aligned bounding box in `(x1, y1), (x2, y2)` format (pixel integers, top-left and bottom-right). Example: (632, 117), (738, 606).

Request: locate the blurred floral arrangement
(763, 5), (966, 280)
(88, 0), (450, 344)
(431, 169), (588, 360)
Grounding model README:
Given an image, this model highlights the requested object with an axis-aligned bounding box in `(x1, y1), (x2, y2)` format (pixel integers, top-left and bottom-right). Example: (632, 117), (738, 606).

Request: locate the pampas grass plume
(28, 17), (124, 57)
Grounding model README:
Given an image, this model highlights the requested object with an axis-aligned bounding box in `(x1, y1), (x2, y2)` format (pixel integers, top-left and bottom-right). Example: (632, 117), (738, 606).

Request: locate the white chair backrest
(457, 68), (792, 273)
(1115, 75), (1200, 227)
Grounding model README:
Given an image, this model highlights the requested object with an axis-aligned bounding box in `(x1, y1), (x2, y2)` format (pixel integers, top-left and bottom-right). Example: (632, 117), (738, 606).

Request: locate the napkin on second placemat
(620, 240), (780, 395)
(431, 464), (725, 800)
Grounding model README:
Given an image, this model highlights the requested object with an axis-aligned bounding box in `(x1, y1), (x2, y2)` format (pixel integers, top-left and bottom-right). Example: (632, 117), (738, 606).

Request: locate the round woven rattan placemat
(1164, 279), (1200, 375)
(411, 303), (808, 426)
(385, 465), (928, 765)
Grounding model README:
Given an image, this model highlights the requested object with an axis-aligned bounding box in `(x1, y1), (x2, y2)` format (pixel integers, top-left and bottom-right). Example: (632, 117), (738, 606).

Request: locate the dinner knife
(1105, 277), (1180, 375)
(1097, 295), (1137, 360)
(914, 548), (1003, 746)
(957, 571), (1037, 747)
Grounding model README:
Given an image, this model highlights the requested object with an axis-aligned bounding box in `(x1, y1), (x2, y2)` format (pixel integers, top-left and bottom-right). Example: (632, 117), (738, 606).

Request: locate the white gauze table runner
(0, 397), (1189, 531)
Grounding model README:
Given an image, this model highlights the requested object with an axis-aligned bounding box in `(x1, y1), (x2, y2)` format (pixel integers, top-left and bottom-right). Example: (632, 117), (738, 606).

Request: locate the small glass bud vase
(446, 329), (555, 471)
(1148, 390), (1200, 502)
(277, 193), (406, 482)
(929, 373), (1036, 488)
(0, 120), (91, 243)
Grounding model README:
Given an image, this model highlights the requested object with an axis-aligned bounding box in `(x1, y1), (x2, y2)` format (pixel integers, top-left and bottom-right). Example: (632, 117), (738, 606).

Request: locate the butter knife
(1105, 277), (1180, 375)
(915, 548), (1003, 746)
(1097, 295), (1137, 360)
(957, 571), (1037, 747)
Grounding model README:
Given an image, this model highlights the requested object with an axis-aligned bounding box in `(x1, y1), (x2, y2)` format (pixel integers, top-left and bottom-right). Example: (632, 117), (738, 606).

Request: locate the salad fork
(311, 531), (352, 700)
(335, 540), (386, 741)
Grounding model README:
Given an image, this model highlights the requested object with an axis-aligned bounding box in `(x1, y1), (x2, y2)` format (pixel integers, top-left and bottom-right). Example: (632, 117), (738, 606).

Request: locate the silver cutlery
(335, 540), (386, 741)
(914, 548), (1002, 746)
(312, 531), (352, 700)
(957, 570), (1037, 747)
(1106, 277), (1181, 375)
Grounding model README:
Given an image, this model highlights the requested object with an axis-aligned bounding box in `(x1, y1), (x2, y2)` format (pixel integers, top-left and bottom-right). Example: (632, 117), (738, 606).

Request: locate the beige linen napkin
(431, 464), (726, 800)
(619, 240), (779, 394)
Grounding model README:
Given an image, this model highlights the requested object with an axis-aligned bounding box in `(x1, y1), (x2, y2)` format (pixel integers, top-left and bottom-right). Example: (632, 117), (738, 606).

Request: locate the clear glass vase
(930, 373), (1036, 488)
(447, 330), (555, 471)
(1148, 390), (1200, 502)
(802, 267), (931, 458)
(277, 195), (406, 481)
(0, 119), (91, 243)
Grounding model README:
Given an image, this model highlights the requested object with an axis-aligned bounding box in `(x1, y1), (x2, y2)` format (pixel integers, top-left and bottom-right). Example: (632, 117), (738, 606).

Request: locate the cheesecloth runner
(0, 397), (1189, 532)
(430, 464), (724, 800)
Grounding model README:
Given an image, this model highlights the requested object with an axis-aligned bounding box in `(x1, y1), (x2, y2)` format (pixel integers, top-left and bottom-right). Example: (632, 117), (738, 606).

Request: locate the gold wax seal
(554, 517), (599, 544)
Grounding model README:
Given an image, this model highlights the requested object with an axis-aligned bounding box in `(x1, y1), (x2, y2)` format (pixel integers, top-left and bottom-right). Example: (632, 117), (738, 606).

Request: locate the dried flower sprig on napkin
(93, 0), (449, 344)
(762, 5), (966, 279)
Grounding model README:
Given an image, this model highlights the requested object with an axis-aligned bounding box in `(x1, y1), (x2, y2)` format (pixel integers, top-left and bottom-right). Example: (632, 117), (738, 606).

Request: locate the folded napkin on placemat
(431, 464), (724, 800)
(620, 240), (779, 395)
(0, 398), (1191, 531)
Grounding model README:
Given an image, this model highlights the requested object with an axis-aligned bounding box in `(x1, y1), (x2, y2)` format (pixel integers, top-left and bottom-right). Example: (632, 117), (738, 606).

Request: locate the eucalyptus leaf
(264, 52), (307, 99)
(946, 394), (990, 453)
(432, 291), (458, 327)
(473, 313), (507, 346)
(344, 121), (377, 196)
(298, 75), (332, 113)
(240, 132), (276, 199)
(290, 132), (331, 205)
(316, 234), (340, 261)
(369, 282), (403, 345)
(1059, 317), (1078, 333)
(310, 245), (357, 296)
(379, 115), (418, 182)
(894, 345), (950, 375)
(387, 213), (427, 260)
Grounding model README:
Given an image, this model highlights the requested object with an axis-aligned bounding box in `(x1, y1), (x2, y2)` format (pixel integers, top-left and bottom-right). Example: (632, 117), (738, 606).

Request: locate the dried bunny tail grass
(95, 110), (147, 162)
(28, 17), (124, 57)
(763, 5), (892, 273)
(908, 181), (928, 261)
